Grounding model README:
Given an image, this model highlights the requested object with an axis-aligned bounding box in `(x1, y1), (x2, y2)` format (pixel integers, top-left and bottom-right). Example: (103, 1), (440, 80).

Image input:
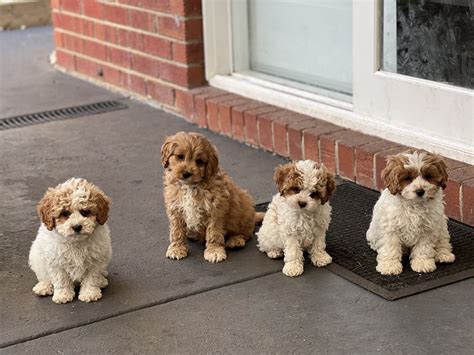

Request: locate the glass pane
(237, 0), (352, 96)
(382, 0), (474, 89)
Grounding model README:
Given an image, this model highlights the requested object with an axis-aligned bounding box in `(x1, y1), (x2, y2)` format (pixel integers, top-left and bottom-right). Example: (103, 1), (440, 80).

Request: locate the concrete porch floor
(0, 28), (472, 354)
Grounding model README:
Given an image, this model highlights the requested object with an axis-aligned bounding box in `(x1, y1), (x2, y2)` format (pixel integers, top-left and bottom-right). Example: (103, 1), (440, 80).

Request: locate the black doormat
(256, 182), (474, 300)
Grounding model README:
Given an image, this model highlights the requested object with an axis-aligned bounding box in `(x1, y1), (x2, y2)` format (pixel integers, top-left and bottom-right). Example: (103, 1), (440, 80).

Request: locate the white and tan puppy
(257, 160), (336, 277)
(367, 150), (455, 275)
(29, 178), (112, 304)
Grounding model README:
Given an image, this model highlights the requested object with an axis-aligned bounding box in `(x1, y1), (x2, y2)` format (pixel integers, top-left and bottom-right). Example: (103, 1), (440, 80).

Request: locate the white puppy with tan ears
(257, 160), (336, 277)
(29, 178), (112, 304)
(367, 150), (455, 275)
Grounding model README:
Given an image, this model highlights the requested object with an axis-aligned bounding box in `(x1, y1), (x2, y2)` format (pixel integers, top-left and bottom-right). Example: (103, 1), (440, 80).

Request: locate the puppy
(366, 150), (455, 275)
(257, 160), (336, 277)
(161, 132), (260, 263)
(29, 178), (112, 304)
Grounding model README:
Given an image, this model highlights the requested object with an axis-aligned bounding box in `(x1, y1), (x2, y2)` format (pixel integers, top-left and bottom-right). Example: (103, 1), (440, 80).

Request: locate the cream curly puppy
(257, 160), (336, 277)
(367, 150), (455, 275)
(29, 178), (112, 304)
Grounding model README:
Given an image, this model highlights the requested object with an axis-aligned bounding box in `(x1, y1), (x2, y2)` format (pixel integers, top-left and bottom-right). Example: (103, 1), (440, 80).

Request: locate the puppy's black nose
(416, 189), (425, 197)
(72, 224), (82, 233)
(298, 201), (307, 208)
(182, 171), (192, 179)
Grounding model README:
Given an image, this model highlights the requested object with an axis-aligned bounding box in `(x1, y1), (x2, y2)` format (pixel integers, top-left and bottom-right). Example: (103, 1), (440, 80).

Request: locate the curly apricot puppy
(161, 132), (260, 263)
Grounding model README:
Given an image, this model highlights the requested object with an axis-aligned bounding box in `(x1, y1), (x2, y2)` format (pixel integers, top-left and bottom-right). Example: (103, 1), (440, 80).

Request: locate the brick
(53, 12), (80, 32)
(231, 101), (267, 141)
(81, 19), (95, 37)
(217, 98), (248, 136)
(287, 119), (320, 161)
(176, 90), (195, 122)
(75, 56), (98, 77)
(62, 33), (83, 53)
(143, 35), (172, 59)
(169, 0), (202, 16)
(272, 113), (313, 157)
(83, 1), (103, 18)
(445, 180), (461, 220)
(355, 140), (401, 189)
(205, 94), (235, 132)
(129, 9), (156, 32)
(124, 0), (170, 13)
(129, 74), (147, 96)
(244, 106), (280, 146)
(131, 54), (159, 77)
(375, 146), (410, 191)
(257, 110), (289, 152)
(445, 166), (474, 221)
(56, 50), (75, 70)
(302, 122), (344, 163)
(160, 63), (204, 87)
(51, 0), (60, 10)
(172, 42), (204, 64)
(128, 31), (144, 51)
(61, 0), (81, 13)
(107, 47), (130, 68)
(158, 16), (202, 41)
(193, 87), (228, 127)
(53, 31), (63, 48)
(103, 4), (129, 25)
(82, 39), (107, 61)
(101, 66), (123, 87)
(461, 179), (474, 225)
(147, 81), (175, 106)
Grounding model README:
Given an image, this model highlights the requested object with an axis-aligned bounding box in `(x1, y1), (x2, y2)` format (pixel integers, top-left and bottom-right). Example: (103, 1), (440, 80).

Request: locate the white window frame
(202, 0), (474, 164)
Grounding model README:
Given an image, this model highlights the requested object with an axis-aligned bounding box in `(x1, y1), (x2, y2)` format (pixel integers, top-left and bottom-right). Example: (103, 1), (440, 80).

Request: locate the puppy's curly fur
(367, 150), (455, 275)
(29, 178), (112, 304)
(161, 132), (258, 263)
(257, 160), (336, 277)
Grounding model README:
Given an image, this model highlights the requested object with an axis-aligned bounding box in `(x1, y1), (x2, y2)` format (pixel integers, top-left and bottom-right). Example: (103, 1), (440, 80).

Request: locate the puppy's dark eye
(195, 158), (205, 166)
(310, 192), (318, 199)
(403, 176), (412, 182)
(80, 209), (91, 217)
(424, 174), (432, 180)
(176, 154), (185, 160)
(60, 210), (71, 218)
(291, 187), (300, 194)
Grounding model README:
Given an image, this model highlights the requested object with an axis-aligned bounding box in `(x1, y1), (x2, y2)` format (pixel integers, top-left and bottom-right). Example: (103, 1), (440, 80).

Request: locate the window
(203, 0), (474, 164)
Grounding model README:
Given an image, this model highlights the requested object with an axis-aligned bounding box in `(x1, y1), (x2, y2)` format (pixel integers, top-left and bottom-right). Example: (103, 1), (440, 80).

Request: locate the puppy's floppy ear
(273, 164), (287, 194)
(92, 188), (111, 225)
(381, 154), (405, 195)
(37, 188), (56, 231)
(321, 170), (336, 205)
(161, 135), (177, 168)
(205, 143), (219, 179)
(424, 152), (448, 189)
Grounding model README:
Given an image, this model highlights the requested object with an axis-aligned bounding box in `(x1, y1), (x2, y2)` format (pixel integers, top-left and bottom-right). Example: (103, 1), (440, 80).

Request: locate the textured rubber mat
(256, 182), (474, 300)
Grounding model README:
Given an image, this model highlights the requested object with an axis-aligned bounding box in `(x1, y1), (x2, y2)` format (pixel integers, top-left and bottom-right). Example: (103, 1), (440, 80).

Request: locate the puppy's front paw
(98, 275), (109, 289)
(266, 249), (284, 259)
(166, 243), (188, 260)
(225, 235), (246, 249)
(52, 288), (75, 304)
(32, 282), (53, 296)
(282, 262), (304, 277)
(311, 252), (332, 267)
(435, 251), (455, 264)
(411, 257), (436, 273)
(79, 287), (102, 303)
(376, 260), (403, 275)
(204, 246), (227, 263)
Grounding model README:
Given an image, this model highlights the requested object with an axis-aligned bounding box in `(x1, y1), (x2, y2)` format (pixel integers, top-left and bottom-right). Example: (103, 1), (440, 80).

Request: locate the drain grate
(0, 100), (128, 130)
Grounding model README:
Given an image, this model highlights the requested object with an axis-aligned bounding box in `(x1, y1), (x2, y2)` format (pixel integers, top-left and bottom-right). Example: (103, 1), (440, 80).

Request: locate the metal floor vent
(0, 100), (128, 130)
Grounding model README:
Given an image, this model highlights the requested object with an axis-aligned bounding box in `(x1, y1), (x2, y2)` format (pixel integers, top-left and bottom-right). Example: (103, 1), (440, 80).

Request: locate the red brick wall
(51, 0), (205, 112)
